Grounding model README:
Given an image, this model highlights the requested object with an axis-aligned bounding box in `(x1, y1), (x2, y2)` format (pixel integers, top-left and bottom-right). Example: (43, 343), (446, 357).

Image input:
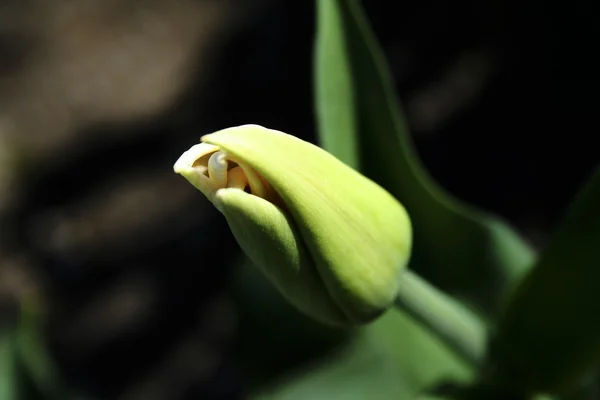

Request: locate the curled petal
(215, 187), (347, 325)
(173, 142), (221, 200)
(173, 140), (279, 207)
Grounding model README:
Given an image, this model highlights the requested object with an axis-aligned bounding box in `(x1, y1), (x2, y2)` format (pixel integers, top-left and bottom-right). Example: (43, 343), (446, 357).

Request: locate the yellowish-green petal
(215, 187), (348, 325)
(173, 142), (221, 201)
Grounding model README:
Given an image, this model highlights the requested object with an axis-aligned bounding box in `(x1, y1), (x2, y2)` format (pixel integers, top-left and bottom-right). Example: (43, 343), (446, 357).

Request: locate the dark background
(0, 0), (597, 399)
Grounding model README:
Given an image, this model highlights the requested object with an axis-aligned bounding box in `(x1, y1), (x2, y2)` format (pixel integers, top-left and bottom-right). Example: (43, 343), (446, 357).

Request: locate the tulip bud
(173, 124), (412, 326)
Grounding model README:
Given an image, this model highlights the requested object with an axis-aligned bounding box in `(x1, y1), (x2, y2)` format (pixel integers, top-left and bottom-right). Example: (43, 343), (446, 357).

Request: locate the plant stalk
(394, 270), (486, 366)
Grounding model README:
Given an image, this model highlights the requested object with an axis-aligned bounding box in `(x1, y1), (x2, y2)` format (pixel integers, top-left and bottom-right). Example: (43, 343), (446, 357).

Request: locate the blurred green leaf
(416, 396), (450, 400)
(0, 329), (17, 400)
(563, 374), (600, 400)
(0, 297), (68, 400)
(1, 297), (66, 400)
(314, 0), (535, 317)
(494, 166), (600, 395)
(249, 330), (412, 400)
(234, 257), (473, 398)
(370, 309), (472, 395)
(15, 298), (65, 400)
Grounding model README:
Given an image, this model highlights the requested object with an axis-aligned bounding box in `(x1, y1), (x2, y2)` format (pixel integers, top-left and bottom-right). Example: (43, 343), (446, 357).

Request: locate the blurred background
(0, 0), (598, 399)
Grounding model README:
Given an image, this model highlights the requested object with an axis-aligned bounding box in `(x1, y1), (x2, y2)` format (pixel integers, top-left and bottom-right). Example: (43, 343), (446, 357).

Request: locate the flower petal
(215, 187), (348, 325)
(173, 142), (221, 200)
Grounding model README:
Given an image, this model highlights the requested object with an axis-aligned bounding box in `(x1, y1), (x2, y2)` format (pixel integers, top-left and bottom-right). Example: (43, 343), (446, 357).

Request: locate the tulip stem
(394, 270), (486, 366)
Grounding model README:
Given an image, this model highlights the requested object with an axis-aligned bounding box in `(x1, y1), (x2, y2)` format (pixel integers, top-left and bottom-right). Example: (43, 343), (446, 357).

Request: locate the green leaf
(494, 166), (600, 394)
(15, 298), (65, 400)
(234, 257), (472, 398)
(246, 311), (472, 400)
(314, 0), (358, 168)
(370, 309), (473, 395)
(314, 0), (535, 317)
(248, 330), (413, 400)
(0, 329), (17, 400)
(563, 375), (600, 400)
(416, 396), (450, 400)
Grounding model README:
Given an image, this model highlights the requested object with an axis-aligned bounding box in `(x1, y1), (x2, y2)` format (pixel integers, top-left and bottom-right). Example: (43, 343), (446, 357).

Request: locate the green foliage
(14, 299), (65, 400)
(368, 309), (472, 393)
(249, 329), (413, 400)
(494, 167), (600, 395)
(233, 258), (472, 399)
(0, 299), (66, 400)
(0, 329), (17, 400)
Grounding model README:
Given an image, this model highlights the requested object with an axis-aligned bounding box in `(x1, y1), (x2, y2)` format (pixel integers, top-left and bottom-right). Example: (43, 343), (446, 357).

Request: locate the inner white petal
(208, 151), (228, 188)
